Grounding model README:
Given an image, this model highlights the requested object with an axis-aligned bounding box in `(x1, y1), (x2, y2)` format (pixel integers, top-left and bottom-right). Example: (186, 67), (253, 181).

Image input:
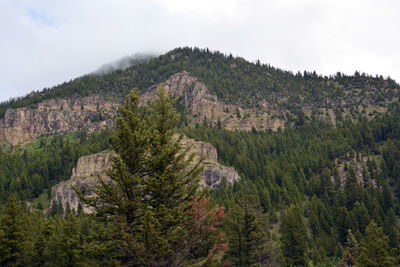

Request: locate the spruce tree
(352, 201), (370, 233)
(225, 194), (278, 266)
(356, 221), (395, 267)
(0, 194), (28, 266)
(345, 168), (363, 209)
(342, 229), (358, 267)
(280, 204), (308, 267)
(78, 88), (226, 266)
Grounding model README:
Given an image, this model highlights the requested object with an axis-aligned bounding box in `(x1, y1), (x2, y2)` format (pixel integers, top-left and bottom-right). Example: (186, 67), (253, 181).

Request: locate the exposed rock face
(179, 137), (240, 188)
(334, 153), (376, 186)
(141, 71), (286, 131)
(0, 96), (118, 145)
(0, 71), (286, 146)
(1, 70), (396, 146)
(51, 137), (240, 212)
(51, 152), (115, 213)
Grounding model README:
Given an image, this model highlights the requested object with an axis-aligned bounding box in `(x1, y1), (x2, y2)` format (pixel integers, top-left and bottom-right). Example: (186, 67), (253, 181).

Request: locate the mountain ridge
(1, 47), (399, 146)
(1, 47), (399, 120)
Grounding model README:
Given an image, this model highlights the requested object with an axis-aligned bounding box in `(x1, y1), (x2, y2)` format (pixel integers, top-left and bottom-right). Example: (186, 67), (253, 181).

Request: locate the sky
(1, 0), (399, 102)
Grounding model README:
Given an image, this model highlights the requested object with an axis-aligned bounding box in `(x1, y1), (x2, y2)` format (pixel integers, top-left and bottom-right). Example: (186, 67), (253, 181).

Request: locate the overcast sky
(1, 0), (399, 102)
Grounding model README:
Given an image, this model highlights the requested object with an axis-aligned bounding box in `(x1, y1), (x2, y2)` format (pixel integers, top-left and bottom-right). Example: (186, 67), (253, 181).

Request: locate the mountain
(1, 48), (399, 146)
(1, 47), (400, 266)
(1, 47), (399, 123)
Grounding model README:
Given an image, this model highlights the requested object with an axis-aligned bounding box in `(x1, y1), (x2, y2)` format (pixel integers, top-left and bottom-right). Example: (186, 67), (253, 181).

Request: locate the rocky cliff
(179, 137), (241, 188)
(51, 136), (240, 212)
(51, 152), (114, 213)
(0, 96), (118, 145)
(0, 71), (287, 146)
(334, 153), (376, 187)
(141, 71), (286, 131)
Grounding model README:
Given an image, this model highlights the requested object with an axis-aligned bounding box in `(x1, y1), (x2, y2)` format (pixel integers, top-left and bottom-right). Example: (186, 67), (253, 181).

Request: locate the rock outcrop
(0, 72), (286, 146)
(179, 137), (240, 188)
(141, 71), (286, 131)
(51, 152), (114, 213)
(334, 153), (376, 187)
(51, 136), (240, 212)
(0, 96), (118, 145)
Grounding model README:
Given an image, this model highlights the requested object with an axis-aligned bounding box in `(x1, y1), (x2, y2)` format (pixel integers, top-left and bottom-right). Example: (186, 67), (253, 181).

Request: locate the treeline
(1, 47), (398, 118)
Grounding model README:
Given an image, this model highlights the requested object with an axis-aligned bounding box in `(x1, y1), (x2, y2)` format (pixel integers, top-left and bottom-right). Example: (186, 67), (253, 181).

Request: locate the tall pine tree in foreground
(78, 88), (227, 266)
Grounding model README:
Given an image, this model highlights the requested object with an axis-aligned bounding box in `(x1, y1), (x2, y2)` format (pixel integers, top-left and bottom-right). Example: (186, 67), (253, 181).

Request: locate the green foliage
(342, 230), (358, 267)
(280, 204), (308, 266)
(0, 179), (132, 266)
(78, 89), (226, 266)
(0, 194), (30, 266)
(184, 109), (400, 265)
(1, 47), (398, 119)
(0, 46), (399, 265)
(0, 129), (112, 201)
(356, 221), (396, 267)
(225, 193), (279, 266)
(0, 106), (399, 265)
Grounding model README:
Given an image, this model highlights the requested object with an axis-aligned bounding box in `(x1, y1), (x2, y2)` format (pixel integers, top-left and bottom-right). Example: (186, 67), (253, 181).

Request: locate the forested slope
(0, 48), (400, 266)
(184, 104), (400, 265)
(1, 47), (398, 119)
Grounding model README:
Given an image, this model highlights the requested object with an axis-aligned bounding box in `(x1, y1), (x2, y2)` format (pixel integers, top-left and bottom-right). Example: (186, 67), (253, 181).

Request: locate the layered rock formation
(141, 71), (286, 131)
(179, 137), (241, 188)
(0, 96), (118, 145)
(0, 71), (286, 146)
(51, 137), (240, 212)
(51, 152), (114, 213)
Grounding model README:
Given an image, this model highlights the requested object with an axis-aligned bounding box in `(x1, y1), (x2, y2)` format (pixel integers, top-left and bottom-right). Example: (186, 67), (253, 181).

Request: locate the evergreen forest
(1, 48), (400, 266)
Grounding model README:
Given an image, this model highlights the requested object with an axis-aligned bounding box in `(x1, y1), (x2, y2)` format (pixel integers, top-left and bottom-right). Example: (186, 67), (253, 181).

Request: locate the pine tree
(309, 195), (332, 238)
(217, 117), (222, 129)
(337, 207), (352, 244)
(356, 221), (395, 267)
(342, 229), (358, 267)
(0, 194), (29, 266)
(259, 188), (272, 213)
(280, 204), (308, 267)
(78, 88), (226, 266)
(225, 194), (278, 266)
(345, 168), (363, 209)
(352, 201), (370, 233)
(384, 208), (400, 249)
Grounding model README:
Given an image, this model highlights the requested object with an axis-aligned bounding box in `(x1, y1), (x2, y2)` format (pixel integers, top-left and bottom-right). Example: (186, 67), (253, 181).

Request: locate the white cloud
(0, 0), (399, 102)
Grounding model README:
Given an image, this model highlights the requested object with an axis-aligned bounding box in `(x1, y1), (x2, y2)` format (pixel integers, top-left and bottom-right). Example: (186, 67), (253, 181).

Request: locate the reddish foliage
(185, 195), (229, 264)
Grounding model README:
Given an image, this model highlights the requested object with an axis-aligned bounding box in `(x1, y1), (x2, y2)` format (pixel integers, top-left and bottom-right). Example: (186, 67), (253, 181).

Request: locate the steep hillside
(2, 45), (399, 146)
(1, 48), (400, 266)
(1, 47), (398, 124)
(0, 71), (286, 146)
